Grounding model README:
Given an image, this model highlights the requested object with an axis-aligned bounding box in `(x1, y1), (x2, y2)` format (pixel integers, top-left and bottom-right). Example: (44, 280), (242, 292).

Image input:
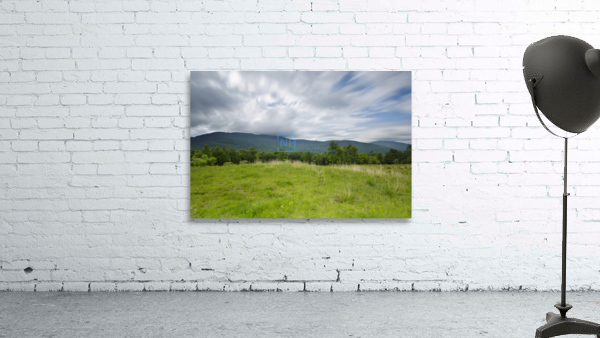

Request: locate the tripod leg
(535, 313), (600, 337)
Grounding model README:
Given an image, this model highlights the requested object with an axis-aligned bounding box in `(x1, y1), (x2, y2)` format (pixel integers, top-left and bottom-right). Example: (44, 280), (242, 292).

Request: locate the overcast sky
(190, 71), (411, 143)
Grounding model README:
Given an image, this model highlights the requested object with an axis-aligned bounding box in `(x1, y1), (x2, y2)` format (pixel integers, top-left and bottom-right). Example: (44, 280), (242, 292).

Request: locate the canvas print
(190, 71), (412, 218)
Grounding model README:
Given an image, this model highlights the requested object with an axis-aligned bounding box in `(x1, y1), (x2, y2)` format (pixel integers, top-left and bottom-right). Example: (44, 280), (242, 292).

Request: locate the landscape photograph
(190, 71), (412, 218)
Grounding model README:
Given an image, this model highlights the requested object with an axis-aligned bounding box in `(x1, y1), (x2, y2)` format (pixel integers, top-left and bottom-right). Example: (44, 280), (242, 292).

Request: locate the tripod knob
(555, 303), (573, 317)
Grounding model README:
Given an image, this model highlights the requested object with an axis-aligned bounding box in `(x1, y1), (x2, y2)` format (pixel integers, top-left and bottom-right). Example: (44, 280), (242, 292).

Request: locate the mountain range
(191, 132), (410, 153)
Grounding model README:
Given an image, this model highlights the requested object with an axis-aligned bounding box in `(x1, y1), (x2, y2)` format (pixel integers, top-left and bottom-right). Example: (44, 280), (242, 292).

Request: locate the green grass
(190, 161), (411, 218)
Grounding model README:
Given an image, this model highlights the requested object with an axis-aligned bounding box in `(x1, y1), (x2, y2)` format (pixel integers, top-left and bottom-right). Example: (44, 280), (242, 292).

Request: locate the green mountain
(191, 132), (410, 153)
(371, 141), (410, 150)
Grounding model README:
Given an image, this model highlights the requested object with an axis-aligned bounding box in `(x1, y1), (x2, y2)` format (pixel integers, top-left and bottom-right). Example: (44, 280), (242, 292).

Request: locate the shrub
(192, 159), (208, 167)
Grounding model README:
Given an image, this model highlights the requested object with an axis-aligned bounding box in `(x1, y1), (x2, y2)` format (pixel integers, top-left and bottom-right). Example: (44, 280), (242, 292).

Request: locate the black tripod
(535, 138), (600, 337)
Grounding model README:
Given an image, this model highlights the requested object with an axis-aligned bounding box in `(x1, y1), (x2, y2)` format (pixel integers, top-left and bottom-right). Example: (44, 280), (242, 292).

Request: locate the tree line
(191, 141), (411, 167)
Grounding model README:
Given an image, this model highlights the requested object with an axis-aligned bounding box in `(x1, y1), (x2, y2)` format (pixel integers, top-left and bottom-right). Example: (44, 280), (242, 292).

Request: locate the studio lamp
(524, 35), (600, 337)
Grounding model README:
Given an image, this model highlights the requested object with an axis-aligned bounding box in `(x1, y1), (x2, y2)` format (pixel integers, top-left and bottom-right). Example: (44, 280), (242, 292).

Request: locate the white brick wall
(2, 0), (600, 292)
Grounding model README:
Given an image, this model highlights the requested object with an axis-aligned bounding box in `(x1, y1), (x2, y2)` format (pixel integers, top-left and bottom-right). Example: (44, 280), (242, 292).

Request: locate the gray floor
(1, 292), (600, 337)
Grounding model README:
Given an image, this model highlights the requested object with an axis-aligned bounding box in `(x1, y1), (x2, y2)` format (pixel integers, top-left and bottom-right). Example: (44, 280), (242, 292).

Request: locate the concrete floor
(1, 292), (600, 337)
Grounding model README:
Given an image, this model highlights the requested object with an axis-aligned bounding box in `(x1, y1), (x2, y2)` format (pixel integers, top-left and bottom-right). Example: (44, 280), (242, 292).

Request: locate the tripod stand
(535, 138), (600, 337)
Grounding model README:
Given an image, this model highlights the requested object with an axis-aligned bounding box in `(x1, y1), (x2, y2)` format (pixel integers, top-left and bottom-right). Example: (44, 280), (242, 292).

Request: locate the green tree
(314, 152), (330, 165)
(301, 151), (313, 164)
(211, 146), (227, 166)
(201, 144), (211, 157)
(288, 152), (302, 161)
(192, 155), (208, 166)
(239, 149), (248, 162)
(192, 144), (410, 167)
(276, 151), (288, 161)
(227, 148), (240, 164)
(327, 141), (340, 164)
(403, 146), (411, 164)
(328, 141), (339, 153)
(346, 144), (358, 164)
(261, 151), (277, 162)
(384, 149), (397, 164)
(358, 153), (368, 164)
(248, 147), (258, 163)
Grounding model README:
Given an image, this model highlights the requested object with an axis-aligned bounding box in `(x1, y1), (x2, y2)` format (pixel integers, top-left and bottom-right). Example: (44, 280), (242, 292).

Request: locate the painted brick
(116, 282), (145, 291)
(90, 282), (117, 292)
(2, 0), (600, 294)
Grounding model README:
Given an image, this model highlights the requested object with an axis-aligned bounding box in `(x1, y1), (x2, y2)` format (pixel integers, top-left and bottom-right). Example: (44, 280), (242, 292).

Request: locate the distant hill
(191, 132), (410, 153)
(371, 141), (410, 150)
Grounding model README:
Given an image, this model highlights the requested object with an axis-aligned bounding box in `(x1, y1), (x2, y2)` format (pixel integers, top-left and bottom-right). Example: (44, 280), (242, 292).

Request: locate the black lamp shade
(523, 35), (600, 133)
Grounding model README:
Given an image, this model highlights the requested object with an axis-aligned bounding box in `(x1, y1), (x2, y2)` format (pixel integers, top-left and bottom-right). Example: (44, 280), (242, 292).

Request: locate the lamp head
(523, 35), (600, 133)
(585, 48), (600, 77)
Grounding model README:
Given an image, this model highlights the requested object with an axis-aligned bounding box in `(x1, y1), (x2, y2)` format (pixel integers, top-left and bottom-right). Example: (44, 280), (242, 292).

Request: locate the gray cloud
(190, 71), (412, 143)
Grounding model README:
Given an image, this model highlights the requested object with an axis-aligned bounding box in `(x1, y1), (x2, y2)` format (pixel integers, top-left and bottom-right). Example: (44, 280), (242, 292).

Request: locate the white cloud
(190, 71), (412, 143)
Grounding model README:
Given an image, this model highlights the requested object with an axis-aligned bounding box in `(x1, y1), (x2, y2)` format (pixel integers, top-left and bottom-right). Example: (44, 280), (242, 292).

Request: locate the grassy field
(190, 161), (411, 218)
